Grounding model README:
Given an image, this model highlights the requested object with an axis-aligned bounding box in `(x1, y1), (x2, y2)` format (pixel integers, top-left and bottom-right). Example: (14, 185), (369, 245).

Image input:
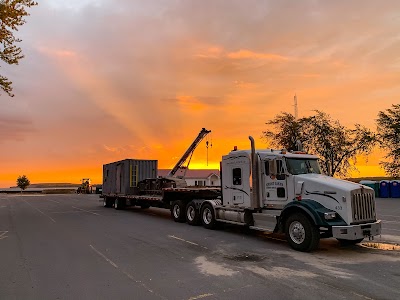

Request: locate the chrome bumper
(332, 220), (381, 240)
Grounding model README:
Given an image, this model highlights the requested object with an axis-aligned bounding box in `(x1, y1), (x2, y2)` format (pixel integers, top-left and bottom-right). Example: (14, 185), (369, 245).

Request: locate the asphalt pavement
(0, 194), (399, 300)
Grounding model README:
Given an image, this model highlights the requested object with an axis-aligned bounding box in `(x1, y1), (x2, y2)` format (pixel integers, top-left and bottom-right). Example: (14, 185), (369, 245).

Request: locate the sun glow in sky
(1, 0), (399, 187)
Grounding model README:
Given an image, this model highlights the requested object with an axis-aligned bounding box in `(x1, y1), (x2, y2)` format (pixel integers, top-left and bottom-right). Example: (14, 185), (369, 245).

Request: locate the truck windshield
(286, 158), (322, 175)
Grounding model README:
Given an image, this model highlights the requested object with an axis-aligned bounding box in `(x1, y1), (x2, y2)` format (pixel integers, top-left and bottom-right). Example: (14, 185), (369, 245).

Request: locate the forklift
(77, 178), (92, 194)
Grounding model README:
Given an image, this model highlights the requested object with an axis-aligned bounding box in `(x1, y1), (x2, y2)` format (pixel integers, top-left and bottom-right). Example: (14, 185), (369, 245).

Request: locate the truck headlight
(324, 212), (336, 220)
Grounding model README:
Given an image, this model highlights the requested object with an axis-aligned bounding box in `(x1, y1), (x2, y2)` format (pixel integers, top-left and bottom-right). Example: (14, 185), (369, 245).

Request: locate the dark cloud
(0, 115), (35, 142)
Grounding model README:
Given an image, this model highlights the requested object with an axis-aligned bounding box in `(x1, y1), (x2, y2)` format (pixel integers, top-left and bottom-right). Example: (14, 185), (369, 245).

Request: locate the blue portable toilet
(379, 180), (391, 198)
(390, 180), (400, 198)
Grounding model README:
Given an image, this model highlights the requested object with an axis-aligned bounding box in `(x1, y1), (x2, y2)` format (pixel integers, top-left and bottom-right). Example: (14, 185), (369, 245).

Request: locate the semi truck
(101, 135), (381, 252)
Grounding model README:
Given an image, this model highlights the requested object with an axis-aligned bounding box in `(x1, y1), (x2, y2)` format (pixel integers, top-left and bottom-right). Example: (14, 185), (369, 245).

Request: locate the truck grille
(351, 190), (376, 224)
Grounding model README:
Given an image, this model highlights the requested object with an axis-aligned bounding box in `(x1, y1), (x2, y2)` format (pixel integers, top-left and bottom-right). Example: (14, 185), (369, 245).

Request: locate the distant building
(158, 169), (221, 187)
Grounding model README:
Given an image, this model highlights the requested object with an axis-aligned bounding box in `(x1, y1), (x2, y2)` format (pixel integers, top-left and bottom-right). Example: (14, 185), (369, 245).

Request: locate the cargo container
(102, 159), (158, 196)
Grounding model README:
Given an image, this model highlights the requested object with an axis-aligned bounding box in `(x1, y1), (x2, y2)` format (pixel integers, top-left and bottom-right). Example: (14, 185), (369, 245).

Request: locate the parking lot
(0, 194), (399, 300)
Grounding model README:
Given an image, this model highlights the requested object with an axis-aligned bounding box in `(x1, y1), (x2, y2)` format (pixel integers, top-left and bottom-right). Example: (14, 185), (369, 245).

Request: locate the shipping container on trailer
(102, 159), (158, 196)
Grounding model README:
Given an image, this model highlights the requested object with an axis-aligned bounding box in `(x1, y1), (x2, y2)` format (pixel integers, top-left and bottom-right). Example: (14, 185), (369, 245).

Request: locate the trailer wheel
(114, 198), (124, 210)
(186, 201), (200, 225)
(103, 196), (112, 208)
(285, 213), (320, 252)
(171, 200), (186, 222)
(201, 203), (217, 229)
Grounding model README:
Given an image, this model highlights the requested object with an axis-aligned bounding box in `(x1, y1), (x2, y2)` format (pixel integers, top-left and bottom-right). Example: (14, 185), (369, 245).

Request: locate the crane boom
(167, 128), (211, 177)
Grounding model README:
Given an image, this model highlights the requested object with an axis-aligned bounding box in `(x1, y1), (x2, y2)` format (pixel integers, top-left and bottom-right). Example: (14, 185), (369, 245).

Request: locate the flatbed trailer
(102, 186), (221, 218)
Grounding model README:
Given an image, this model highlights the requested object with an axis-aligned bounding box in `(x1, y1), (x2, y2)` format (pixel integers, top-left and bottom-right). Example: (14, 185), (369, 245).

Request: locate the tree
(0, 0), (37, 97)
(301, 111), (376, 177)
(263, 112), (303, 151)
(263, 111), (376, 177)
(376, 104), (400, 178)
(16, 174), (30, 191)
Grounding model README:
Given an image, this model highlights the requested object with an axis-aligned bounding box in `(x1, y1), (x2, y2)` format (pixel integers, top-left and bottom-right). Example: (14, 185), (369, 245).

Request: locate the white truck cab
(205, 136), (381, 251)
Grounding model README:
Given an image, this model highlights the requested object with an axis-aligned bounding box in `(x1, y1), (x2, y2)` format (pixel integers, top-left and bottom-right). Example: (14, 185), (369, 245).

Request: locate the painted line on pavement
(380, 214), (400, 219)
(168, 235), (208, 249)
(50, 210), (101, 214)
(48, 199), (61, 204)
(72, 206), (101, 216)
(188, 293), (214, 300)
(0, 231), (8, 240)
(90, 245), (118, 268)
(383, 227), (400, 232)
(382, 220), (400, 225)
(23, 199), (56, 223)
(89, 245), (166, 299)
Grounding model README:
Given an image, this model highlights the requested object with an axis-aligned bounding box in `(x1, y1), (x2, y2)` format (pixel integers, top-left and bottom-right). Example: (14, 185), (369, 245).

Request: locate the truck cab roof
(226, 149), (319, 160)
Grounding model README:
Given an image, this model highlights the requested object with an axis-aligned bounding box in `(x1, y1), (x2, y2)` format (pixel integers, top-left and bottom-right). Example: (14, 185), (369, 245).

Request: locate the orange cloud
(227, 49), (290, 61)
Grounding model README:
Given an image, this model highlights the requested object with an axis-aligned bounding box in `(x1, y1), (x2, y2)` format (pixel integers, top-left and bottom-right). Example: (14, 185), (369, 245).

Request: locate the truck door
(263, 157), (288, 203)
(222, 155), (251, 207)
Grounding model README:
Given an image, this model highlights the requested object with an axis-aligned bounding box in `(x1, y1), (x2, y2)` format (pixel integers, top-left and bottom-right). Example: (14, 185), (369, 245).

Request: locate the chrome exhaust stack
(249, 136), (260, 210)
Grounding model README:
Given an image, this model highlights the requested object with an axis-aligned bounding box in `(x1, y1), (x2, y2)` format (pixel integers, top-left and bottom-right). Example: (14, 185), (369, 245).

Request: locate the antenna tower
(294, 94), (298, 120)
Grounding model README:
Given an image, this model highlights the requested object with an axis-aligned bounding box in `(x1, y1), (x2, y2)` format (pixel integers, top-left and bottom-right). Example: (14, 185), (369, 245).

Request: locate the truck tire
(103, 196), (112, 208)
(337, 238), (364, 246)
(201, 203), (217, 229)
(171, 200), (186, 222)
(186, 201), (200, 225)
(285, 213), (320, 252)
(114, 198), (124, 210)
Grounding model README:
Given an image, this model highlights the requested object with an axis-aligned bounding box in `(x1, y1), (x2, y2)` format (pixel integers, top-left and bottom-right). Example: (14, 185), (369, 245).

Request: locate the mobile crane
(167, 128), (211, 178)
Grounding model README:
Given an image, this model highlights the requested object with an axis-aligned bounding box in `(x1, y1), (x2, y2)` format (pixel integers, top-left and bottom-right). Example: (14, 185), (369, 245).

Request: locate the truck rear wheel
(171, 200), (186, 222)
(285, 213), (320, 252)
(186, 201), (200, 225)
(103, 196), (112, 208)
(201, 203), (217, 229)
(114, 198), (124, 210)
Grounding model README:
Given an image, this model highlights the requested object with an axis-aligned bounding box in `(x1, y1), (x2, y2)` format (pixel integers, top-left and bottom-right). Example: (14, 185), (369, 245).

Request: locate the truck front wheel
(186, 201), (200, 225)
(201, 204), (217, 229)
(285, 213), (320, 252)
(171, 200), (186, 222)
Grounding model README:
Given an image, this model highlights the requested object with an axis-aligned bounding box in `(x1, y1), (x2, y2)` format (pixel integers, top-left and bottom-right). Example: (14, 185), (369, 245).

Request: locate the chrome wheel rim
(203, 208), (212, 225)
(173, 204), (180, 219)
(289, 221), (305, 244)
(187, 206), (195, 221)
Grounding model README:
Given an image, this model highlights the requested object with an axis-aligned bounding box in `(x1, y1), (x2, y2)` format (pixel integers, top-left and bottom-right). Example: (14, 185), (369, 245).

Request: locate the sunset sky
(1, 0), (399, 187)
